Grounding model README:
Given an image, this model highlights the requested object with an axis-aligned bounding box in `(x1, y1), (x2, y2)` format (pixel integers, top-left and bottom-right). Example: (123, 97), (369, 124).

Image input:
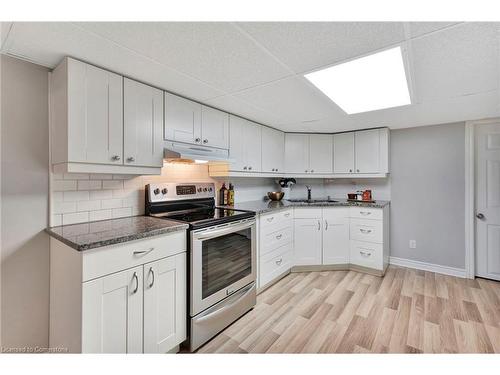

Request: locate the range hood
(163, 141), (231, 163)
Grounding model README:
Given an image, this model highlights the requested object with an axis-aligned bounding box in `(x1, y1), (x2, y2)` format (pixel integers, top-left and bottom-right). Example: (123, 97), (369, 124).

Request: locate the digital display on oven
(176, 185), (196, 195)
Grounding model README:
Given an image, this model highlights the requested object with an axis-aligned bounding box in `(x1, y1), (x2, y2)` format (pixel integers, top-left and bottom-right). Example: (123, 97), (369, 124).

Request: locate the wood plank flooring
(196, 266), (500, 353)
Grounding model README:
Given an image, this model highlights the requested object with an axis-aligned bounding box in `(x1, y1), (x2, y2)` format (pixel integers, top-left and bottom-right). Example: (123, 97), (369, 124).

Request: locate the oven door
(190, 218), (256, 316)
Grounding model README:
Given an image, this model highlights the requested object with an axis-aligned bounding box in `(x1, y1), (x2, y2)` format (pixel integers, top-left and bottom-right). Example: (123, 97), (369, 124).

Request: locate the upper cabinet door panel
(164, 92), (201, 145)
(355, 129), (380, 173)
(229, 115), (246, 171)
(309, 134), (333, 173)
(201, 106), (229, 149)
(67, 59), (123, 164)
(262, 127), (284, 173)
(285, 134), (309, 173)
(333, 132), (355, 174)
(124, 79), (164, 168)
(244, 121), (262, 172)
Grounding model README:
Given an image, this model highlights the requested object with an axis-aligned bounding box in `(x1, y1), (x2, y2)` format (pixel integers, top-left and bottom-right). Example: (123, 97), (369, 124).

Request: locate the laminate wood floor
(196, 266), (500, 353)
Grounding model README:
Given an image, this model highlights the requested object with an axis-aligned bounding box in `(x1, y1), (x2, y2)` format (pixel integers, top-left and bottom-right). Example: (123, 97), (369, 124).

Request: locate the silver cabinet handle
(360, 211), (371, 216)
(111, 155), (121, 161)
(359, 228), (372, 234)
(275, 258), (283, 266)
(266, 217), (274, 222)
(148, 267), (155, 288)
(357, 169), (360, 173)
(248, 166), (252, 170)
(317, 220), (321, 231)
(133, 247), (154, 256)
(276, 168), (279, 172)
(132, 272), (139, 294)
(127, 157), (135, 163)
(311, 169), (314, 173)
(195, 138), (201, 143)
(305, 170), (308, 173)
(349, 169), (352, 173)
(476, 213), (485, 220)
(359, 251), (371, 257)
(243, 166), (248, 170)
(276, 234), (282, 240)
(325, 220), (328, 231)
(284, 213), (290, 217)
(203, 139), (208, 144)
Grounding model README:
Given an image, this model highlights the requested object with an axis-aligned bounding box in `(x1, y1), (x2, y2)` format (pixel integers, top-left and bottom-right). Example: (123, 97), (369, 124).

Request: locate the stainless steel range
(145, 182), (256, 351)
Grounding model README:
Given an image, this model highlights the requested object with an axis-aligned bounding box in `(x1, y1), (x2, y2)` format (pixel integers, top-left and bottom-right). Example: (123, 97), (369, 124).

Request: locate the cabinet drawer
(260, 209), (293, 234)
(294, 208), (322, 219)
(260, 226), (293, 256)
(350, 218), (383, 243)
(260, 241), (293, 264)
(349, 207), (383, 220)
(350, 240), (383, 270)
(260, 246), (293, 287)
(82, 231), (186, 281)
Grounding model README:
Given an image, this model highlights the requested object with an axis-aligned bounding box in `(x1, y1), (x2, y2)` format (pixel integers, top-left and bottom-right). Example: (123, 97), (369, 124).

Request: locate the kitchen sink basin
(287, 199), (339, 203)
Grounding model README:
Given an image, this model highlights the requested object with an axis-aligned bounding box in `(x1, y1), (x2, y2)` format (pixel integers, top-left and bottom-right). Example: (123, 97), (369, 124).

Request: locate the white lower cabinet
(294, 218), (322, 266)
(322, 208), (350, 265)
(50, 231), (187, 353)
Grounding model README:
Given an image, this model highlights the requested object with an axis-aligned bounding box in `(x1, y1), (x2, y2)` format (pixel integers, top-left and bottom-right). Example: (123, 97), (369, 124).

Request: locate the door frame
(464, 118), (500, 279)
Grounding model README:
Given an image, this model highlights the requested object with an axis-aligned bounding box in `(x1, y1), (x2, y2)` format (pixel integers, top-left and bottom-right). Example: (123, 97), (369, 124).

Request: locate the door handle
(325, 220), (328, 230)
(476, 213), (485, 220)
(317, 220), (321, 231)
(148, 267), (155, 288)
(131, 272), (139, 294)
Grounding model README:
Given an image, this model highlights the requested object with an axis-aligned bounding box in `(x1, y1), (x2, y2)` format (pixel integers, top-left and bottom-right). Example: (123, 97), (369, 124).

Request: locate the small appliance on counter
(278, 178), (296, 200)
(348, 189), (374, 202)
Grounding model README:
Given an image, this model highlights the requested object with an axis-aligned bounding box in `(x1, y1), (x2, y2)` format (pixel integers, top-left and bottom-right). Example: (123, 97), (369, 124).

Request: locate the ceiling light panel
(304, 46), (411, 114)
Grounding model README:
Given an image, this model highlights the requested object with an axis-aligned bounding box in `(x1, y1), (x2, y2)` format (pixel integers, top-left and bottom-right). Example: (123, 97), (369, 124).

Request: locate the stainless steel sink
(287, 199), (339, 203)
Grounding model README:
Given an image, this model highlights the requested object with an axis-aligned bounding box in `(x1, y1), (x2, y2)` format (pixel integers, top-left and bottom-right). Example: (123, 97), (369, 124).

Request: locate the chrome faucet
(306, 185), (312, 201)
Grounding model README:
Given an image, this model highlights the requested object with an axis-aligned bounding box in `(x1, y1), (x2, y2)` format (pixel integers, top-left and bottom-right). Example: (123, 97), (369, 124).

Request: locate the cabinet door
(309, 134), (333, 173)
(284, 134), (309, 173)
(124, 79), (164, 168)
(143, 253), (186, 353)
(82, 266), (143, 353)
(244, 121), (262, 172)
(294, 218), (322, 266)
(355, 129), (380, 173)
(333, 132), (355, 173)
(322, 208), (350, 264)
(164, 92), (202, 145)
(229, 115), (246, 171)
(201, 106), (229, 149)
(262, 127), (285, 173)
(67, 59), (123, 164)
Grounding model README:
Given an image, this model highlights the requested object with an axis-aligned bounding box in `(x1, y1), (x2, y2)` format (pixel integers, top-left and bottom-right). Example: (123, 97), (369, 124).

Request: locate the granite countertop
(225, 198), (390, 215)
(45, 216), (189, 251)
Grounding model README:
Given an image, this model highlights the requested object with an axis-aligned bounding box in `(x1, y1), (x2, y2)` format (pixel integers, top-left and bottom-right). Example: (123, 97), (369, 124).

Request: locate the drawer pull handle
(317, 220), (321, 231)
(148, 267), (155, 288)
(360, 211), (371, 216)
(131, 272), (139, 294)
(276, 234), (283, 240)
(359, 251), (372, 257)
(325, 220), (329, 230)
(276, 258), (283, 265)
(359, 228), (372, 234)
(133, 247), (154, 256)
(266, 217), (274, 222)
(284, 213), (290, 217)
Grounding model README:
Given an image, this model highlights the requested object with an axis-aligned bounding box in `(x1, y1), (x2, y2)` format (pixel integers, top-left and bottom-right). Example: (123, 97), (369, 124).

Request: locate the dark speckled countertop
(45, 216), (188, 251)
(223, 198), (390, 215)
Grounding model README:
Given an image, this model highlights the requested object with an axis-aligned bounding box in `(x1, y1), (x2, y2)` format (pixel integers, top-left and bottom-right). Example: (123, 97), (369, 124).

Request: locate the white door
(475, 122), (500, 281)
(309, 134), (333, 174)
(261, 126), (284, 173)
(124, 79), (164, 167)
(294, 218), (322, 266)
(67, 59), (123, 165)
(164, 92), (202, 145)
(82, 266), (143, 353)
(355, 129), (380, 173)
(201, 106), (229, 149)
(244, 121), (262, 172)
(285, 134), (309, 173)
(333, 132), (355, 173)
(322, 208), (350, 264)
(143, 253), (187, 353)
(229, 115), (246, 171)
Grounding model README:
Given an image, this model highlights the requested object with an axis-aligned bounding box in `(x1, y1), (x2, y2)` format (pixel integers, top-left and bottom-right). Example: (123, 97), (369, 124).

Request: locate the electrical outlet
(409, 240), (417, 249)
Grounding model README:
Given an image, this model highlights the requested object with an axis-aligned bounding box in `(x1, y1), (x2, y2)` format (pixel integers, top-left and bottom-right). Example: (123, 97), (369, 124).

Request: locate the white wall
(1, 55), (50, 349)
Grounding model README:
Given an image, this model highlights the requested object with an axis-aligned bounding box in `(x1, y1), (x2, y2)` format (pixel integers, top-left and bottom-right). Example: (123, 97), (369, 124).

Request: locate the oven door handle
(194, 220), (255, 240)
(195, 283), (255, 324)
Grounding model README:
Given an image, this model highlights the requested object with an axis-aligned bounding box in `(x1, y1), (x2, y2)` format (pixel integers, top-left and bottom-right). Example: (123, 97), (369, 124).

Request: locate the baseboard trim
(389, 256), (467, 278)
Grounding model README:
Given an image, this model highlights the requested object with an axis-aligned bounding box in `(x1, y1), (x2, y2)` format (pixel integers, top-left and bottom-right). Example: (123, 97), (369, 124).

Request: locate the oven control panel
(147, 182), (215, 202)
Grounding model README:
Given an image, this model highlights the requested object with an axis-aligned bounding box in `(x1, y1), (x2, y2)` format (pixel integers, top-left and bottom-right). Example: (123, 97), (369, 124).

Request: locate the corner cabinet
(50, 57), (162, 175)
(49, 231), (187, 353)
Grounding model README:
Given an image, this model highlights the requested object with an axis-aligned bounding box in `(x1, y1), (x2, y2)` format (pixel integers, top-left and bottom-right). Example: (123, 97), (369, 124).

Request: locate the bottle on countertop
(219, 183), (228, 206)
(228, 183), (235, 206)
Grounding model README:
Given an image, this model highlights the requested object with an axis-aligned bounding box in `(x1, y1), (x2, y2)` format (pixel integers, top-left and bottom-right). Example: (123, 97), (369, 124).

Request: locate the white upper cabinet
(354, 128), (390, 174)
(124, 78), (164, 168)
(284, 134), (309, 173)
(229, 115), (261, 172)
(333, 132), (355, 174)
(52, 58), (123, 165)
(261, 127), (285, 173)
(164, 92), (202, 145)
(309, 134), (333, 173)
(201, 106), (229, 149)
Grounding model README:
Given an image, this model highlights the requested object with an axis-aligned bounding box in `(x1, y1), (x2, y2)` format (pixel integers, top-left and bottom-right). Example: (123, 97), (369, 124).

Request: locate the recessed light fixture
(304, 46), (411, 114)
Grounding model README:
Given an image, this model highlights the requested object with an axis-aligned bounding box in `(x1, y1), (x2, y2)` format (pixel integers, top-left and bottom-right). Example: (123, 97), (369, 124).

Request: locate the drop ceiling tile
(408, 22), (461, 38)
(411, 22), (500, 102)
(4, 22), (224, 100)
(237, 22), (406, 74)
(234, 76), (346, 124)
(76, 22), (292, 93)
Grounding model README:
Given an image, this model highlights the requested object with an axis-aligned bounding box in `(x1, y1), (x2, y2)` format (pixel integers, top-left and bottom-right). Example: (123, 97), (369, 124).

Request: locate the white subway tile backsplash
(89, 209), (113, 222)
(77, 200), (101, 212)
(113, 174), (134, 180)
(52, 173), (64, 180)
(52, 192), (64, 202)
(53, 201), (77, 214)
(89, 190), (113, 200)
(78, 180), (102, 190)
(64, 173), (89, 180)
(90, 173), (113, 180)
(112, 207), (132, 218)
(62, 212), (89, 225)
(63, 190), (89, 201)
(102, 180), (123, 190)
(52, 180), (77, 191)
(52, 214), (62, 226)
(101, 198), (123, 209)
